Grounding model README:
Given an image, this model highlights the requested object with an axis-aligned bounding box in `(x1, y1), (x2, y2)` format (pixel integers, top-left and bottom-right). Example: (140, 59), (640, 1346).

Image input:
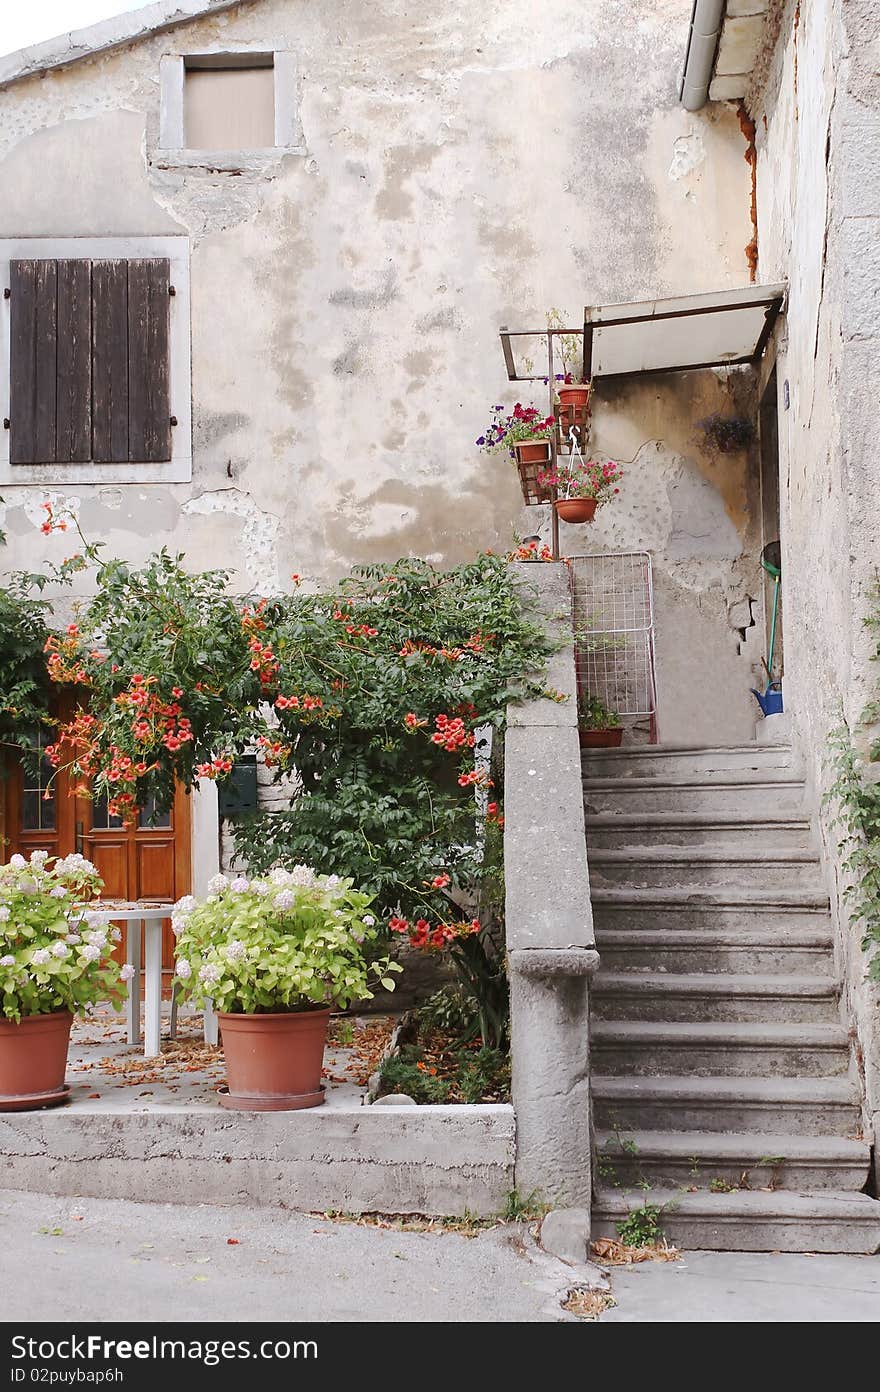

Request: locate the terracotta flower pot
(557, 384), (592, 410)
(0, 1010), (73, 1111)
(512, 439), (552, 466)
(218, 1008), (332, 1111)
(579, 727), (624, 748)
(555, 497), (597, 523)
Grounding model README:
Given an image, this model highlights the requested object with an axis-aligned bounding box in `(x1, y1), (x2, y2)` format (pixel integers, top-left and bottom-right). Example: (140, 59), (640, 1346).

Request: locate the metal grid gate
(568, 551), (658, 742)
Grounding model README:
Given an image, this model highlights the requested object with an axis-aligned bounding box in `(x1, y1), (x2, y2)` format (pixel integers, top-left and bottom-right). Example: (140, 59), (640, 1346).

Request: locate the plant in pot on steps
(171, 867), (401, 1111)
(536, 456), (624, 524)
(577, 692), (623, 748)
(0, 851), (131, 1111)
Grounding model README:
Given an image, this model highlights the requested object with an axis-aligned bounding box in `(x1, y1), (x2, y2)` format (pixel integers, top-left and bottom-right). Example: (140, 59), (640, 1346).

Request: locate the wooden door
(3, 749), (191, 972)
(77, 786), (192, 969)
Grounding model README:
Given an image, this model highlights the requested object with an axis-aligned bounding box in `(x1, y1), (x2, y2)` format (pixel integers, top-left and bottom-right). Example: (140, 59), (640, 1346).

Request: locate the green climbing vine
(828, 577), (880, 979)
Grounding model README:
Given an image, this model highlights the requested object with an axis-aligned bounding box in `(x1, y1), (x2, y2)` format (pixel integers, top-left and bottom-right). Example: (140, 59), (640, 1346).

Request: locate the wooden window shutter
(9, 256), (172, 465)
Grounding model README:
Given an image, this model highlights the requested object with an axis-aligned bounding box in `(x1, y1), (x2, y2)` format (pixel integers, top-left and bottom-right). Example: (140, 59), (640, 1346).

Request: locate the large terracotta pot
(579, 727), (624, 748)
(555, 497), (597, 524)
(0, 1010), (73, 1111)
(218, 1008), (331, 1111)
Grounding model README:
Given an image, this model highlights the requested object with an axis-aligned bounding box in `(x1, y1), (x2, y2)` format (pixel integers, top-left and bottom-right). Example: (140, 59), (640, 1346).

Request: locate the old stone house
(0, 0), (877, 1249)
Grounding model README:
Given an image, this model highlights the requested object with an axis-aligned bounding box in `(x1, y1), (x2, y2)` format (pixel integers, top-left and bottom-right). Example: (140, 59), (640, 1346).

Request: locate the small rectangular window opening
(184, 54), (275, 151)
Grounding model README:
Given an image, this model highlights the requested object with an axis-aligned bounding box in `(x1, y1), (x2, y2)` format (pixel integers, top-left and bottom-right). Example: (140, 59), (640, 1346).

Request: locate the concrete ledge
(510, 948), (600, 979)
(0, 1104), (515, 1217)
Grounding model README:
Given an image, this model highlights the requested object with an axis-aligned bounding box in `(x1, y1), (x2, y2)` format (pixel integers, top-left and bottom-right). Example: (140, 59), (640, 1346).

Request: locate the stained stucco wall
(751, 0), (880, 1156)
(0, 0), (758, 745)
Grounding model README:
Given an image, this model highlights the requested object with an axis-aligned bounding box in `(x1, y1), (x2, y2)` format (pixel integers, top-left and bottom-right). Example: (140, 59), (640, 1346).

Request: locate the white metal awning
(499, 282), (787, 383)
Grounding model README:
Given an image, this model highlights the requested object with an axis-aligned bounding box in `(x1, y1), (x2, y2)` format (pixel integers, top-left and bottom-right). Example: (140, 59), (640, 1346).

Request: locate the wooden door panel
(135, 837), (176, 900)
(84, 837), (129, 899)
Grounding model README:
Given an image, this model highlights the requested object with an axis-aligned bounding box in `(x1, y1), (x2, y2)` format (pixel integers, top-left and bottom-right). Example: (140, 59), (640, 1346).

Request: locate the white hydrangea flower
(49, 886), (68, 899)
(351, 930), (365, 944)
(230, 876), (249, 893)
(51, 941), (69, 958)
(175, 959), (192, 980)
(225, 940), (246, 962)
(0, 906), (10, 922)
(85, 911), (106, 928)
(109, 926), (122, 943)
(171, 917), (187, 936)
(274, 889), (296, 911)
(57, 853), (97, 876)
(289, 865), (316, 887)
(31, 948), (51, 966)
(29, 850), (49, 866)
(84, 929), (108, 947)
(79, 944), (101, 963)
(251, 881), (271, 897)
(206, 874), (229, 895)
(0, 954), (15, 967)
(198, 962), (222, 985)
(363, 915), (375, 927)
(65, 932), (81, 945)
(269, 866), (292, 886)
(9, 854), (26, 869)
(172, 895), (196, 916)
(324, 874), (341, 888)
(119, 963), (136, 982)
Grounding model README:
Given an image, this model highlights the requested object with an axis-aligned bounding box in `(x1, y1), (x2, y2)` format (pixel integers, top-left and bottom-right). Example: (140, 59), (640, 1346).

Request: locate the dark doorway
(758, 368), (783, 682)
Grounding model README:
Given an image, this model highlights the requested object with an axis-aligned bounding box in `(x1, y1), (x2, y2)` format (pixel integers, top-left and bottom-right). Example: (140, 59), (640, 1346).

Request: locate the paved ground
(63, 1010), (388, 1112)
(1, 1189), (878, 1322)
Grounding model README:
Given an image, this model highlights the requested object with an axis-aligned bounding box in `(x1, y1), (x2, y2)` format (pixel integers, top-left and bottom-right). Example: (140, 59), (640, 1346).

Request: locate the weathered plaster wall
(0, 0), (758, 740)
(752, 0), (880, 1159)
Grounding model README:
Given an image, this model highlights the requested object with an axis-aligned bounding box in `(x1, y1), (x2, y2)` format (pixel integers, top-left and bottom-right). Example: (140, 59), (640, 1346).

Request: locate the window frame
(158, 49), (301, 167)
(0, 235), (191, 485)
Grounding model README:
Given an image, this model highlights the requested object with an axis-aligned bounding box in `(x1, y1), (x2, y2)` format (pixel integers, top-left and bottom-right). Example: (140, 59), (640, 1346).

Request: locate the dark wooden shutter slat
(34, 261), (58, 463)
(127, 258), (171, 463)
(9, 260), (38, 465)
(92, 260), (129, 463)
(56, 259), (92, 463)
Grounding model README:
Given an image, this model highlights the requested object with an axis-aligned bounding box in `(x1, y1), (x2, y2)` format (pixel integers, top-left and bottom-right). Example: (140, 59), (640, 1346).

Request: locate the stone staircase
(583, 742), (880, 1253)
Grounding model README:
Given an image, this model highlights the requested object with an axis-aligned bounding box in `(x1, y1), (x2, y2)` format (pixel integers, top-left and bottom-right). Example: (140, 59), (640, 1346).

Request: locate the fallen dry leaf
(590, 1237), (680, 1265)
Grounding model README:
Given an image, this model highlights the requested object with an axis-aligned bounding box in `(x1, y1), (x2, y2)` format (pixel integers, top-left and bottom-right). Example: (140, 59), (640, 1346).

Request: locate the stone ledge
(0, 1104), (515, 1217)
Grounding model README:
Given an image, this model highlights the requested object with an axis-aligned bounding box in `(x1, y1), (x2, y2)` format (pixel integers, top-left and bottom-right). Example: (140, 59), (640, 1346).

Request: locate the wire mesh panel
(568, 552), (657, 740)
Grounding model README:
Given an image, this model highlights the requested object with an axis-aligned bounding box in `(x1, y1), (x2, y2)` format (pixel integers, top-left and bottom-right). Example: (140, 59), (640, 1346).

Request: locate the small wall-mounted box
(217, 754), (258, 819)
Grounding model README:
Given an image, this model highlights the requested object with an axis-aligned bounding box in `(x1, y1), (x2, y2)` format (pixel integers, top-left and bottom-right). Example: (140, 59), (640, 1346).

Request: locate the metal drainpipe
(679, 0), (725, 111)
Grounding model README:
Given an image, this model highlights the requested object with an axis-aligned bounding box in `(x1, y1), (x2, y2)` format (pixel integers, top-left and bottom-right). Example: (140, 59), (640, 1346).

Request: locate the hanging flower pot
(218, 1008), (332, 1111)
(0, 1010), (73, 1111)
(558, 384), (592, 411)
(512, 439), (552, 467)
(555, 497), (597, 524)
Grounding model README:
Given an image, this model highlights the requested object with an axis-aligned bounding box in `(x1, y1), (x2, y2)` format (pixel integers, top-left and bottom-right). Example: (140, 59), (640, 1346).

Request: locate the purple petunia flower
(476, 436), (485, 445)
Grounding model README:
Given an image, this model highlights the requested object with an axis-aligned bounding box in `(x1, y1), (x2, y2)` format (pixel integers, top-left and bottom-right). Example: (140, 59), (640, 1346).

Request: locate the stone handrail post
(504, 563), (598, 1240)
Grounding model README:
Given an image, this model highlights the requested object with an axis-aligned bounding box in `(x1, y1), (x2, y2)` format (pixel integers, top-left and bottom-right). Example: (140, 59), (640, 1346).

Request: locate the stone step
(583, 776), (806, 816)
(592, 972), (840, 1024)
(592, 1188), (880, 1253)
(585, 810), (813, 851)
(582, 743), (796, 779)
(592, 1075), (861, 1135)
(594, 1129), (871, 1192)
(595, 926), (834, 974)
(591, 1020), (851, 1077)
(591, 887), (830, 934)
(588, 847), (824, 892)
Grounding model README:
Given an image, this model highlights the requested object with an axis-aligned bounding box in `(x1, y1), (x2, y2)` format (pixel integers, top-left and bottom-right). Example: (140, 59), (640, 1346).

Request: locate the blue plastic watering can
(751, 683), (783, 717)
